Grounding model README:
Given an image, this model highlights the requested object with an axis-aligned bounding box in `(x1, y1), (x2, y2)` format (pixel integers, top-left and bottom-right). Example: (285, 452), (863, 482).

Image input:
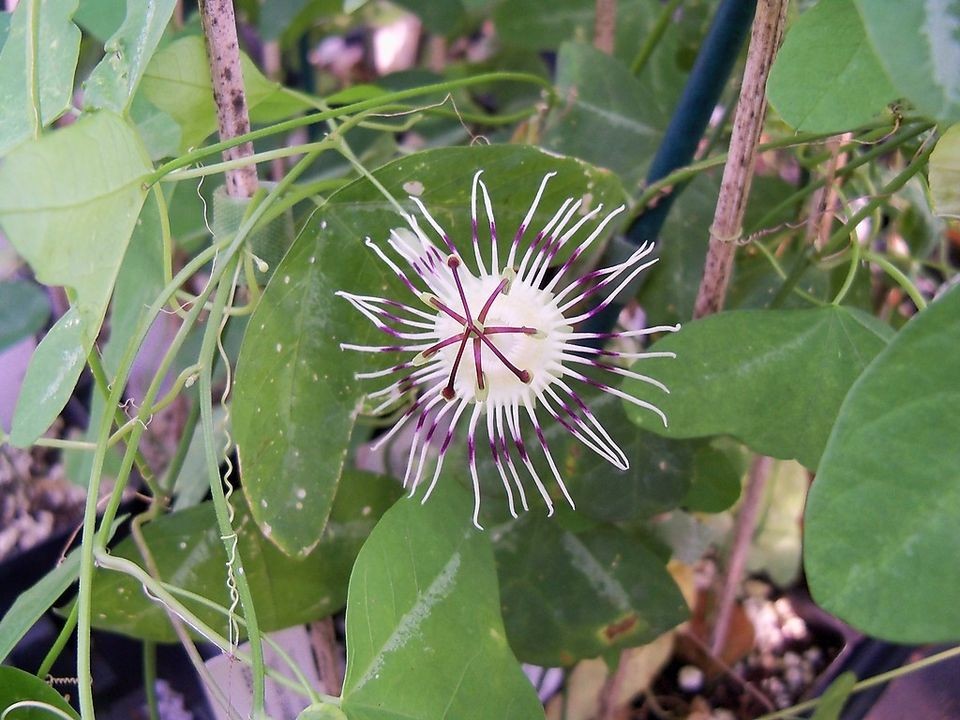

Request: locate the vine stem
(25, 0), (40, 138)
(2, 702), (74, 720)
(197, 253), (267, 717)
(143, 642), (159, 720)
(74, 135), (328, 719)
(748, 122), (933, 236)
(196, 1), (266, 713)
(771, 137), (937, 307)
(693, 0), (788, 318)
(805, 132), (851, 249)
(36, 604), (78, 678)
(147, 72), (553, 183)
(130, 486), (243, 719)
(199, 0), (258, 198)
(161, 102), (540, 183)
(630, 0), (683, 76)
(165, 584), (323, 704)
(832, 236), (862, 306)
(164, 140), (333, 182)
(865, 251), (928, 310)
(681, 0), (786, 663)
(633, 117), (922, 219)
(76, 241), (229, 719)
(93, 551), (314, 698)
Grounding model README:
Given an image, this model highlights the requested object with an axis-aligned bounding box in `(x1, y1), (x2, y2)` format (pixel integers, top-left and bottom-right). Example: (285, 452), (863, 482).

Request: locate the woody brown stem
(199, 0), (259, 198)
(711, 454), (773, 657)
(694, 0), (787, 655)
(693, 0), (787, 318)
(805, 132), (852, 250)
(308, 618), (345, 694)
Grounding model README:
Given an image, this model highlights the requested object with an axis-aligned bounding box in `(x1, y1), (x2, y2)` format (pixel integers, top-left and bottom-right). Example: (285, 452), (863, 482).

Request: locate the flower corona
(338, 171), (678, 528)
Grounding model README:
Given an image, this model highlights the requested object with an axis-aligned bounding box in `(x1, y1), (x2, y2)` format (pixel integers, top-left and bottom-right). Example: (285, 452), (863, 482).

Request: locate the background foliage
(0, 0), (957, 719)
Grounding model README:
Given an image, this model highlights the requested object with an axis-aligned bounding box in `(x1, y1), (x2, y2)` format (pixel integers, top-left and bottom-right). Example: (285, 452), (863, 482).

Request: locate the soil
(0, 434), (85, 563)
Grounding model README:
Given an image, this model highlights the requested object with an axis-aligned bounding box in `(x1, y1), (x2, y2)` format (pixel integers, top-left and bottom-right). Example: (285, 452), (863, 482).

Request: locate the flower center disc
(433, 269), (565, 405)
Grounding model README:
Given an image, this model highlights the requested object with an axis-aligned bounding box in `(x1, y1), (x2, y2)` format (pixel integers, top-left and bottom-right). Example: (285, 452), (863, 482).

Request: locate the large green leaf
(139, 35), (310, 151)
(495, 516), (687, 666)
(542, 42), (665, 185)
(88, 471), (398, 642)
(0, 0), (80, 156)
(804, 285), (960, 642)
(856, 0), (960, 123)
(0, 667), (79, 720)
(341, 483), (543, 720)
(0, 552), (79, 663)
(767, 0), (897, 133)
(0, 280), (48, 353)
(232, 144), (624, 557)
(561, 403), (697, 524)
(622, 307), (893, 470)
(0, 111), (152, 445)
(83, 0), (177, 113)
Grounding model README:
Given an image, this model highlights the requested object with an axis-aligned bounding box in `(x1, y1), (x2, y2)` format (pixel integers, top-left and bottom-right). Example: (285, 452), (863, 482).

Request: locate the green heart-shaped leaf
(805, 284), (960, 642)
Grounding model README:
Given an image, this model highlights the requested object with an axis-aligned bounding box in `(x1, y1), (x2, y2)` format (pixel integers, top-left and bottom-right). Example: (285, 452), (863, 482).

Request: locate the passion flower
(338, 171), (677, 528)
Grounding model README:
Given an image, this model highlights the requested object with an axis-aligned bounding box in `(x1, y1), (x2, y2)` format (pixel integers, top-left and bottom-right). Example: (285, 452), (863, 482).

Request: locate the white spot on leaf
(403, 180), (424, 196)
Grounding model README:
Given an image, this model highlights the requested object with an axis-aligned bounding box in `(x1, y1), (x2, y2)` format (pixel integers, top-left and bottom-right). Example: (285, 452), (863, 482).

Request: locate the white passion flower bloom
(337, 171), (678, 528)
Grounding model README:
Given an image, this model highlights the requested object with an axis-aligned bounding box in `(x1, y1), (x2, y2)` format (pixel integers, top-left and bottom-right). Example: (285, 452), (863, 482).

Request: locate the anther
(447, 254), (461, 268)
(442, 386), (456, 401)
(502, 267), (516, 291)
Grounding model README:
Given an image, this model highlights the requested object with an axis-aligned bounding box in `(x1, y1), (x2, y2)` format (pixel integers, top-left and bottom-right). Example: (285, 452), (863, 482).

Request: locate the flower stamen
(423, 294), (467, 325)
(417, 333), (465, 362)
(443, 331), (472, 400)
(478, 276), (509, 323)
(475, 332), (532, 384)
(472, 337), (485, 392)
